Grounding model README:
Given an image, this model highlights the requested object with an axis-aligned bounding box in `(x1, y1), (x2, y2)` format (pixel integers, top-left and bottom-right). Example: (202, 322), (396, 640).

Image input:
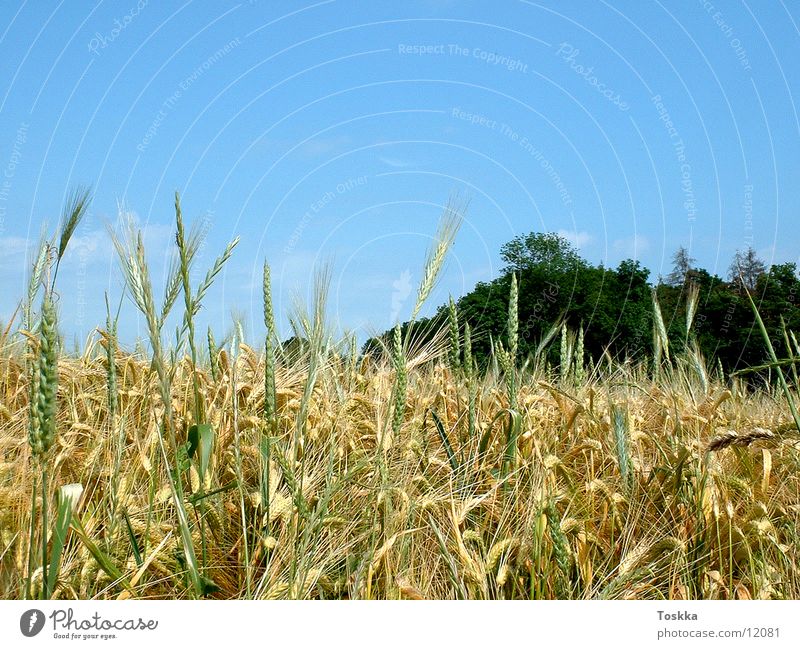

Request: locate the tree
(500, 232), (584, 274)
(666, 246), (696, 286)
(612, 259), (652, 356)
(373, 231), (799, 377)
(728, 246), (766, 291)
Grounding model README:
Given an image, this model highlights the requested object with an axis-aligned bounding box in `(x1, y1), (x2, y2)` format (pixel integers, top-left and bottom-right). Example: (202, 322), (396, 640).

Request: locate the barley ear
(57, 186), (91, 262)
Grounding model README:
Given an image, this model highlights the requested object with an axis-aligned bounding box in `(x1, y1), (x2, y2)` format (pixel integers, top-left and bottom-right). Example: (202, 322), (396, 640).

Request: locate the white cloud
(557, 229), (592, 249)
(0, 236), (32, 257)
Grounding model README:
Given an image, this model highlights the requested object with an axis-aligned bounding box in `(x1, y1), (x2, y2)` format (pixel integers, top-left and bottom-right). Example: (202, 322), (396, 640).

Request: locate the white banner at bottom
(0, 600), (797, 648)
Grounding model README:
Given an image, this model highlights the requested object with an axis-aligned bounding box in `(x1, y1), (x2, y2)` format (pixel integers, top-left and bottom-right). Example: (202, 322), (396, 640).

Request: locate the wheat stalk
(464, 322), (477, 440)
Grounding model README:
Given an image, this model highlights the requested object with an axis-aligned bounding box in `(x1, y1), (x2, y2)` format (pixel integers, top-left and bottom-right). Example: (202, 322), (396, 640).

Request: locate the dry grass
(1, 190), (798, 600)
(0, 340), (798, 600)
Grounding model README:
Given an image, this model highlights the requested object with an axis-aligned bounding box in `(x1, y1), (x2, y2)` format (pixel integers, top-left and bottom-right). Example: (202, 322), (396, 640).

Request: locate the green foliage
(375, 231), (799, 378)
(187, 423), (214, 482)
(429, 409), (458, 473)
(501, 231), (584, 274)
(47, 484), (83, 597)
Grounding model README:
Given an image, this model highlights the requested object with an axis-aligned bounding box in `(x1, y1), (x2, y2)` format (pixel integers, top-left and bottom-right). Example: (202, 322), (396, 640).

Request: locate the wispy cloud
(298, 135), (352, 158)
(378, 156), (414, 168)
(0, 236), (33, 257)
(557, 229), (592, 250)
(257, 135), (352, 159)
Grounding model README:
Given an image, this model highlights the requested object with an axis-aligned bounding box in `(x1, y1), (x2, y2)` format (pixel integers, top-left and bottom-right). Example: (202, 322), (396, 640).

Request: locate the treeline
(367, 232), (800, 373)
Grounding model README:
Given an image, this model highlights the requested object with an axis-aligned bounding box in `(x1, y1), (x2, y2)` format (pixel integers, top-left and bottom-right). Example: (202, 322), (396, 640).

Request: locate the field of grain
(0, 193), (798, 600)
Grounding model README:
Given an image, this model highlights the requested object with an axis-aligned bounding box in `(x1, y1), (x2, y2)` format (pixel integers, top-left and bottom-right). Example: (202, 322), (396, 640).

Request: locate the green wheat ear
(574, 325), (585, 386)
(545, 500), (572, 598)
(263, 260), (277, 421)
(33, 294), (59, 456)
(448, 296), (460, 371)
(463, 321), (473, 381)
(651, 287), (669, 372)
(612, 405), (632, 491)
(391, 323), (407, 439)
(560, 323), (571, 383)
(508, 273), (518, 362)
(410, 197), (463, 324)
(207, 326), (219, 382)
(104, 295), (118, 421)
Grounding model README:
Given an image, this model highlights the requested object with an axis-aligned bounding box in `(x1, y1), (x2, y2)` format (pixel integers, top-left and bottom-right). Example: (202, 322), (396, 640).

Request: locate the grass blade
(46, 483), (83, 596)
(429, 409), (458, 473)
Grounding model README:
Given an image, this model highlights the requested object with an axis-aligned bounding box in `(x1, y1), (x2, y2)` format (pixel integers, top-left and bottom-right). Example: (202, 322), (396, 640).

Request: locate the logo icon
(20, 609), (45, 637)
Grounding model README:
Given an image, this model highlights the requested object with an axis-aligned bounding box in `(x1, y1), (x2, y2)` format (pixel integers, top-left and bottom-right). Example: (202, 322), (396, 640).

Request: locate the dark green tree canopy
(371, 232), (800, 374)
(500, 232), (585, 274)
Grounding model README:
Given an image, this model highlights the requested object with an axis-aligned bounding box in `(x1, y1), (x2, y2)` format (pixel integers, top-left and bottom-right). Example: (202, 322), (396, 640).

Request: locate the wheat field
(0, 193), (798, 600)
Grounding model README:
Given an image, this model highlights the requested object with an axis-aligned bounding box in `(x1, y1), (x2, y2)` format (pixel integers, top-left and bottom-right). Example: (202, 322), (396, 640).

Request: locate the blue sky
(0, 0), (798, 345)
